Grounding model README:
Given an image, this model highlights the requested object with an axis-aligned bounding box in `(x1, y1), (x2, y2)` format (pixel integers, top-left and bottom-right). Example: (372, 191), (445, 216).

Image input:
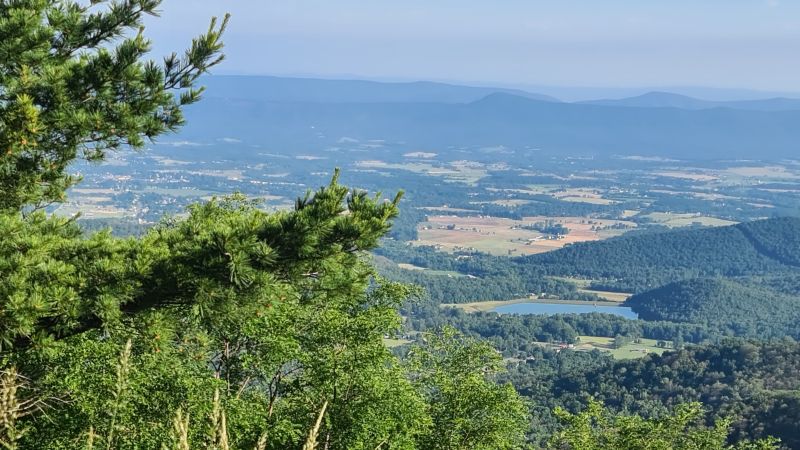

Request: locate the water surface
(492, 302), (638, 319)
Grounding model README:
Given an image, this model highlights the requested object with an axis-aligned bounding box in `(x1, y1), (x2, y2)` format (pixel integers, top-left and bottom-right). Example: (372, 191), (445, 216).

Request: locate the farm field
(577, 289), (631, 302)
(416, 215), (635, 256)
(723, 165), (800, 179)
(549, 277), (633, 303)
(550, 188), (617, 205)
(55, 202), (130, 219)
(641, 212), (738, 228)
(575, 335), (667, 360)
(383, 338), (413, 348)
(655, 170), (719, 181)
(355, 159), (488, 184)
(397, 263), (465, 277)
(546, 277), (632, 302)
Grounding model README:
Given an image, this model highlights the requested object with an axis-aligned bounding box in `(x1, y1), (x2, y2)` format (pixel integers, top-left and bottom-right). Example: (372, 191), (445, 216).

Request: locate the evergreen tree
(0, 0), (228, 210)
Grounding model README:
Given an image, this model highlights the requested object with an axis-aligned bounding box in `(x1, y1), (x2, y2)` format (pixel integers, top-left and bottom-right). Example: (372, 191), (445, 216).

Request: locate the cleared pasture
(641, 212), (737, 228)
(575, 336), (667, 360)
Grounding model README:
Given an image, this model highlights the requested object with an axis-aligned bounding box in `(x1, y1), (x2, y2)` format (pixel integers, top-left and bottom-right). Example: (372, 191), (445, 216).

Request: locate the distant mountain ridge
(581, 91), (800, 111)
(200, 75), (561, 104)
(180, 90), (800, 160)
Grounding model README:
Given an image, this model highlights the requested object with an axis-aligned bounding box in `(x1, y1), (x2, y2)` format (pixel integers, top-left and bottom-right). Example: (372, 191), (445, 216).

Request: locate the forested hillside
(374, 242), (594, 303)
(737, 218), (800, 267)
(524, 218), (800, 292)
(507, 340), (800, 448)
(626, 278), (800, 338)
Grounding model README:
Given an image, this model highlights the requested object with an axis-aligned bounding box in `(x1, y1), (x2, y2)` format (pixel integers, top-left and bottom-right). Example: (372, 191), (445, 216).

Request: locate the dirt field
(415, 215), (636, 256)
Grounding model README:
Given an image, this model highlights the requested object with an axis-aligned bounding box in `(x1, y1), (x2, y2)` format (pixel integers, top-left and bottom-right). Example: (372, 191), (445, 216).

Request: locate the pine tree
(0, 0), (228, 211)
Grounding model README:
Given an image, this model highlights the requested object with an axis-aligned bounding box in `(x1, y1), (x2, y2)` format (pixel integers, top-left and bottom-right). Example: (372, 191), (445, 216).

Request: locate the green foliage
(525, 218), (800, 292)
(548, 400), (780, 450)
(737, 218), (800, 267)
(507, 339), (800, 448)
(0, 211), (138, 351)
(0, 0), (228, 210)
(407, 327), (529, 450)
(626, 278), (800, 338)
(5, 175), (432, 448)
(375, 240), (589, 304)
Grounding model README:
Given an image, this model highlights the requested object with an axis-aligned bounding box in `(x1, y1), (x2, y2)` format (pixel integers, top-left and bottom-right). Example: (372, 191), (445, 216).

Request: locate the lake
(492, 302), (638, 319)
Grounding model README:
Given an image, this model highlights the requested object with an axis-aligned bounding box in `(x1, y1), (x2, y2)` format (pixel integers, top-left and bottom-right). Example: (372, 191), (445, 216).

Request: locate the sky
(143, 1), (800, 96)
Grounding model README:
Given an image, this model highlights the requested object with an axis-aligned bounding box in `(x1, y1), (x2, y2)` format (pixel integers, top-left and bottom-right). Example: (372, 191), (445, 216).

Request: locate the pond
(492, 302), (639, 319)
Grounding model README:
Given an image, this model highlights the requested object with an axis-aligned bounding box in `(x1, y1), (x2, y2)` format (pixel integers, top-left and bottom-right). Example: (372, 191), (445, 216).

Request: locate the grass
(396, 263), (465, 277)
(655, 170), (718, 182)
(441, 299), (534, 313)
(620, 209), (640, 218)
(550, 188), (617, 205)
(383, 338), (412, 348)
(641, 212), (737, 228)
(54, 203), (130, 219)
(576, 335), (667, 360)
(723, 165), (800, 179)
(558, 196), (616, 205)
(547, 277), (632, 302)
(441, 298), (621, 313)
(355, 160), (488, 185)
(140, 187), (217, 197)
(548, 276), (593, 287)
(578, 289), (631, 302)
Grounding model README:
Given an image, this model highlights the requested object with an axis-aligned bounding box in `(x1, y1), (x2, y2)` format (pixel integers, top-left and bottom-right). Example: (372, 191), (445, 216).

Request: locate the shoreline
(441, 298), (623, 313)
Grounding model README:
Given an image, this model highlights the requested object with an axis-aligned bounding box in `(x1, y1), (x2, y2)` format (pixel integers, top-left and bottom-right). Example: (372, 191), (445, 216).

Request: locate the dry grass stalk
(218, 411), (229, 450)
(106, 339), (133, 450)
(253, 431), (268, 450)
(85, 426), (96, 450)
(302, 401), (328, 450)
(173, 408), (191, 450)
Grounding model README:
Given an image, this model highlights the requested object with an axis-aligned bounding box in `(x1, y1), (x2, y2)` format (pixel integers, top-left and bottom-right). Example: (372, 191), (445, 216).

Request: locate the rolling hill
(199, 75), (561, 104)
(625, 278), (800, 339)
(522, 217), (800, 292)
(580, 91), (800, 111)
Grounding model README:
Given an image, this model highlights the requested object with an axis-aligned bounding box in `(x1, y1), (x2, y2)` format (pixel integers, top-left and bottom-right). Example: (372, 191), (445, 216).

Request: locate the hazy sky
(144, 1), (800, 93)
